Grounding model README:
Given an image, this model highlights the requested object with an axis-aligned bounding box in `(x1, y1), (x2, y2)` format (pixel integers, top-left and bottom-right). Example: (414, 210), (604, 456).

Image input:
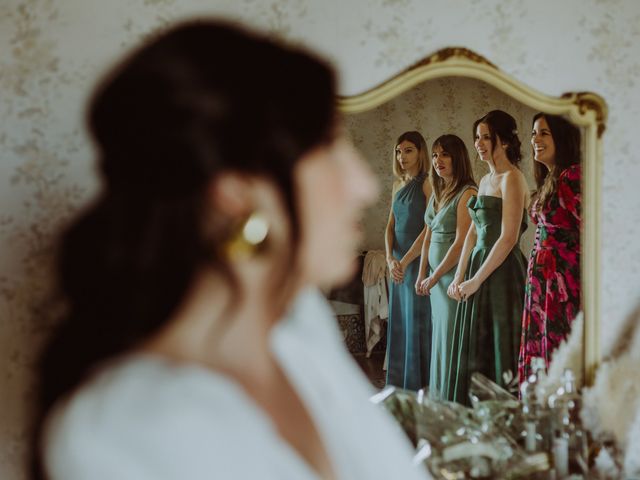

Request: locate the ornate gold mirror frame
(338, 47), (606, 385)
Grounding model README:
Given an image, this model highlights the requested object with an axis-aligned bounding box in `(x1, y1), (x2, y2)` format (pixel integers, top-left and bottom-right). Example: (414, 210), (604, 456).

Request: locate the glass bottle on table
(548, 369), (588, 478)
(520, 357), (550, 453)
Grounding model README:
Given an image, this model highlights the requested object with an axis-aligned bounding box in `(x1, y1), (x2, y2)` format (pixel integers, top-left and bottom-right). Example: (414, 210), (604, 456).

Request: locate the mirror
(338, 48), (605, 396)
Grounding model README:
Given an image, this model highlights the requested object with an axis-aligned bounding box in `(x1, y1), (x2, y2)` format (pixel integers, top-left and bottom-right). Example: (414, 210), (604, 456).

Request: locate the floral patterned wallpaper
(344, 76), (539, 254)
(2, 0), (640, 478)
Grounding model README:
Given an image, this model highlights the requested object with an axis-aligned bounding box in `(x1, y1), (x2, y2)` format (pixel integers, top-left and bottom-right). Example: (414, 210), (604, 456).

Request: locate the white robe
(44, 288), (431, 480)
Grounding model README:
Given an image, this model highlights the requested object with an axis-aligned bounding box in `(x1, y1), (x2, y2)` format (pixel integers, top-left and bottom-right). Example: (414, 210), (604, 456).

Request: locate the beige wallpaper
(2, 0), (640, 478)
(345, 76), (539, 254)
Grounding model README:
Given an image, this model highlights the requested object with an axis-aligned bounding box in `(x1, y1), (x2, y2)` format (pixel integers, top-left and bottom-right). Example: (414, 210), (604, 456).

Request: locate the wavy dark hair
(473, 109), (522, 166)
(392, 130), (429, 181)
(531, 113), (582, 208)
(31, 20), (336, 479)
(429, 134), (477, 210)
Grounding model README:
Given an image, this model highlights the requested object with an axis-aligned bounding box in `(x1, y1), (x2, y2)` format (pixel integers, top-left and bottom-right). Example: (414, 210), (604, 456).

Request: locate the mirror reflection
(343, 77), (584, 404)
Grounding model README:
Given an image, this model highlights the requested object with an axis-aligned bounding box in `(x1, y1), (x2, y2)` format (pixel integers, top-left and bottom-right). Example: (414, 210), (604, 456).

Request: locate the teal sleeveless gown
(386, 173), (432, 391)
(423, 186), (476, 400)
(447, 195), (527, 404)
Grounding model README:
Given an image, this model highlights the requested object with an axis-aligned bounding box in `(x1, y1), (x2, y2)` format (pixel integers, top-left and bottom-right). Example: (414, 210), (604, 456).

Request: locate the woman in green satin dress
(447, 111), (529, 404)
(415, 134), (477, 401)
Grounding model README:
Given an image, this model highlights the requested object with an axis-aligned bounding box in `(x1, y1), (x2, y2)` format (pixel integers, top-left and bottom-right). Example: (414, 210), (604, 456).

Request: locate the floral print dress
(518, 164), (581, 382)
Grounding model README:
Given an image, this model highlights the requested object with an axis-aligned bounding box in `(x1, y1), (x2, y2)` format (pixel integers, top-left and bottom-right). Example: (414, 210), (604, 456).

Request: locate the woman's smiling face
(474, 122), (493, 162)
(531, 116), (556, 168)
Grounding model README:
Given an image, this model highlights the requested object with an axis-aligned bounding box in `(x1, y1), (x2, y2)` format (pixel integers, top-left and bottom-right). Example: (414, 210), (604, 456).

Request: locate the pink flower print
(556, 272), (568, 303)
(531, 303), (546, 332)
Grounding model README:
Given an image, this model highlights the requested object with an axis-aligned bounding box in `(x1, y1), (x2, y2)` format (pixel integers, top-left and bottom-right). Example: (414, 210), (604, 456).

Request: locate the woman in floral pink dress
(518, 113), (582, 382)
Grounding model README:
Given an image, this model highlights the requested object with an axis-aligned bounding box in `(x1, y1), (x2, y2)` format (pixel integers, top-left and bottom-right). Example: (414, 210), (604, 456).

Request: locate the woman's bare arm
(385, 182), (403, 283)
(399, 177), (433, 271)
(415, 225), (432, 294)
(430, 188), (476, 283)
(447, 220), (477, 301)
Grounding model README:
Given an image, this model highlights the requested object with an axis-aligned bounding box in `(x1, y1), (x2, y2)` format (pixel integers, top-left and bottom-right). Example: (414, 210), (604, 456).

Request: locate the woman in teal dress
(385, 131), (432, 391)
(415, 134), (477, 401)
(447, 111), (529, 404)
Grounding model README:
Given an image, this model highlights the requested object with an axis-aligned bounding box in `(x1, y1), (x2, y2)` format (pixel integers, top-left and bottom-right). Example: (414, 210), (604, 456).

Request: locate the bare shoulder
(502, 168), (527, 189)
(44, 355), (255, 478)
(502, 169), (529, 205)
(503, 168), (525, 181)
(457, 187), (477, 213)
(391, 179), (402, 197)
(460, 186), (478, 203)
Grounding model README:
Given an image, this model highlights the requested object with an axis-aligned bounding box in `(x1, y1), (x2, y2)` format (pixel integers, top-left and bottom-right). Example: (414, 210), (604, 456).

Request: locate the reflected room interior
(321, 46), (610, 478)
(326, 75), (588, 394)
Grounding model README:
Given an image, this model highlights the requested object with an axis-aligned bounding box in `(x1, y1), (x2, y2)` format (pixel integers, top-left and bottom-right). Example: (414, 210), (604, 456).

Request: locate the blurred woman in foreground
(32, 21), (431, 480)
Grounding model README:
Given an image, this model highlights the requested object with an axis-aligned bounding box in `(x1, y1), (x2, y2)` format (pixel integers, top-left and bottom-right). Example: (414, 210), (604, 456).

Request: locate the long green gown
(447, 195), (527, 404)
(423, 186), (476, 401)
(386, 173), (432, 391)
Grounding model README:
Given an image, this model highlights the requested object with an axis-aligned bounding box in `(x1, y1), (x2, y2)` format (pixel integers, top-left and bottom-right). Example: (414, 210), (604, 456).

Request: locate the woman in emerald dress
(385, 131), (432, 391)
(447, 110), (529, 404)
(415, 134), (477, 401)
(518, 113), (582, 383)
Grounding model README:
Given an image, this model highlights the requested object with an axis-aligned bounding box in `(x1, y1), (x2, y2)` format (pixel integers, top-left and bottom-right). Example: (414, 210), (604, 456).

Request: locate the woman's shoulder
(47, 354), (264, 430)
(391, 179), (404, 196)
(44, 355), (269, 478)
(459, 182), (478, 194)
(559, 163), (581, 181)
(503, 168), (528, 190)
(504, 167), (526, 180)
(458, 185), (477, 202)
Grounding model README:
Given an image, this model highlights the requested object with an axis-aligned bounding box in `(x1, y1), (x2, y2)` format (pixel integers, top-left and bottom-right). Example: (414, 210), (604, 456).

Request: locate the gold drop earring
(224, 211), (270, 261)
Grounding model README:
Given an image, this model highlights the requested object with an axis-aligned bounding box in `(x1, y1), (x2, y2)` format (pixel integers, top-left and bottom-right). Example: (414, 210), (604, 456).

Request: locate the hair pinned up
(473, 110), (522, 166)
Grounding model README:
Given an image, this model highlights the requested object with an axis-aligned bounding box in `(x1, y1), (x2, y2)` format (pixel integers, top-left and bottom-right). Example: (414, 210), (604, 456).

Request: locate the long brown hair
(531, 113), (581, 208)
(392, 131), (429, 181)
(430, 134), (476, 210)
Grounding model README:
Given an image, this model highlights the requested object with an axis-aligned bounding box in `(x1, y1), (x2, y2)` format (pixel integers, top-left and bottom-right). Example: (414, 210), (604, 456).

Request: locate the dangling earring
(224, 211), (270, 261)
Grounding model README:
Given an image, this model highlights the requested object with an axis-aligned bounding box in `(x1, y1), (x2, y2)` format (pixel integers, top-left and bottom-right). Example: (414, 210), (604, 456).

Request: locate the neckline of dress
(432, 186), (477, 214)
(431, 195), (451, 216)
(405, 172), (426, 183)
(397, 173), (425, 194)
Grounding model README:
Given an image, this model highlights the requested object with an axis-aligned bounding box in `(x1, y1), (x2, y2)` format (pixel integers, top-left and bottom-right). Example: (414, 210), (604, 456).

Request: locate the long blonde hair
(392, 131), (429, 181)
(430, 134), (476, 211)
